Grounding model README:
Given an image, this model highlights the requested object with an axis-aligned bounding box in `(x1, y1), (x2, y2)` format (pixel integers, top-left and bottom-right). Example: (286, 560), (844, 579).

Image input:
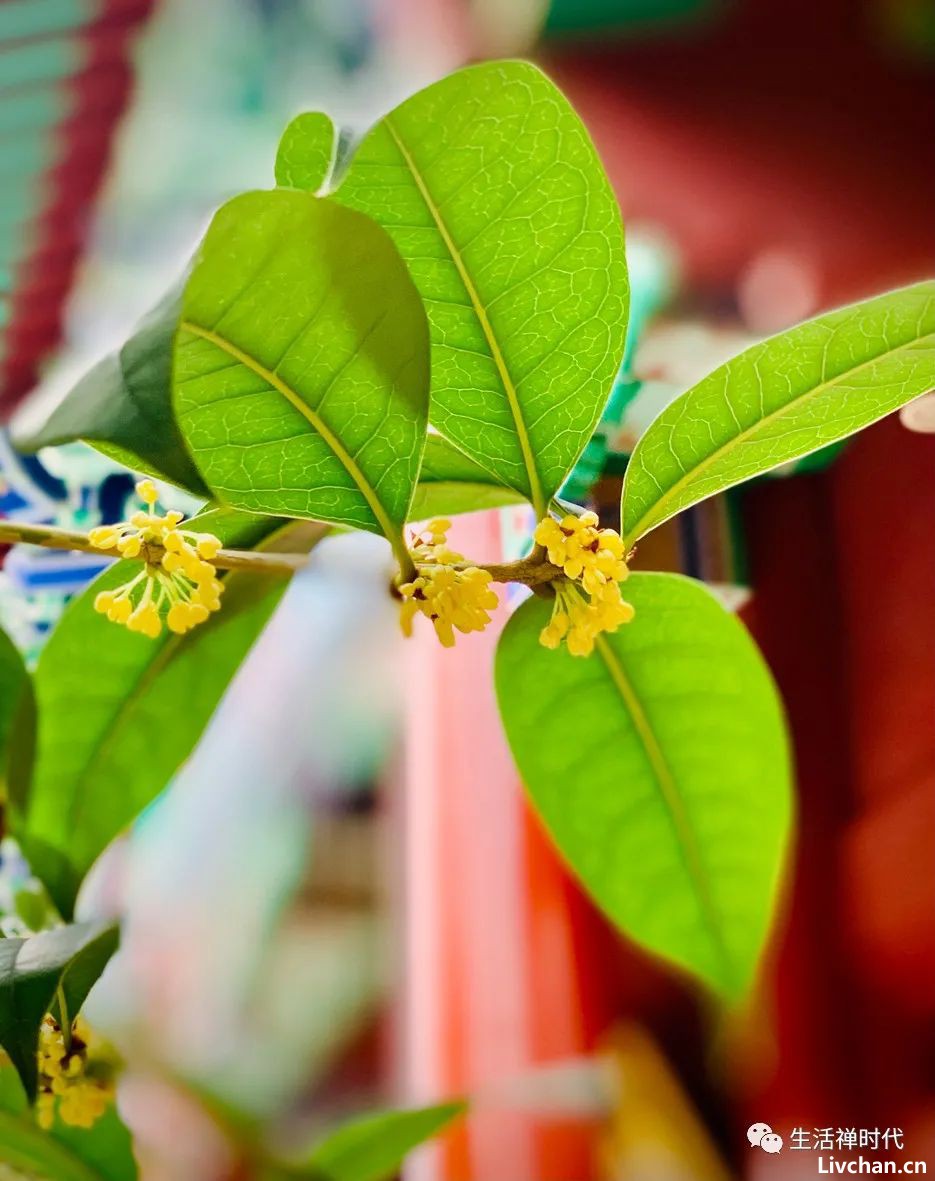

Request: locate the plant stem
(390, 530), (418, 584)
(457, 553), (562, 588)
(56, 984), (71, 1051)
(0, 518), (562, 589)
(0, 520), (307, 576)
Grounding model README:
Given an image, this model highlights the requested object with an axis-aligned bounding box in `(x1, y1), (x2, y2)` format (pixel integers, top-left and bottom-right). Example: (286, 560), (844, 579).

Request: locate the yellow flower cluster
(399, 519), (499, 647)
(89, 480), (223, 638)
(36, 1015), (114, 1131)
(534, 511), (634, 656)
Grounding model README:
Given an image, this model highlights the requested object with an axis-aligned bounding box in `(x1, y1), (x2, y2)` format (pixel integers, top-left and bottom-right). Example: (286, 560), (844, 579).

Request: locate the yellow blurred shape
(600, 1025), (734, 1181)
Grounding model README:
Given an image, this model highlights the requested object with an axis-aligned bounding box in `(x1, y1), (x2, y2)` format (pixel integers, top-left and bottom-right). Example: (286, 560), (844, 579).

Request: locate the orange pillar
(394, 510), (607, 1181)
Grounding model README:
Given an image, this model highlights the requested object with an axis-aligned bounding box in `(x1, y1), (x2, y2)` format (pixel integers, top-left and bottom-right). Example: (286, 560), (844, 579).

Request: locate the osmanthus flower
(35, 1014), (116, 1130)
(534, 511), (634, 656)
(398, 519), (499, 647)
(88, 480), (223, 638)
(539, 579), (635, 657)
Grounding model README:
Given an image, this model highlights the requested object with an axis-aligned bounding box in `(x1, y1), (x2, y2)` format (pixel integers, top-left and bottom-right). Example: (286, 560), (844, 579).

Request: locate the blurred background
(1, 0), (934, 1178)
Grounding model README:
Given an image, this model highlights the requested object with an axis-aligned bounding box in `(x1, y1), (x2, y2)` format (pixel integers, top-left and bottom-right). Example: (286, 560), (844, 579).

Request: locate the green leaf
(47, 1105), (138, 1181)
(622, 281), (935, 546)
(0, 921), (118, 1100)
(410, 434), (526, 519)
(16, 285), (209, 497)
(495, 573), (792, 999)
(0, 622), (32, 799)
(275, 112), (336, 191)
(335, 60), (628, 514)
(0, 1061), (136, 1181)
(14, 511), (324, 918)
(174, 190), (430, 554)
(0, 1108), (114, 1181)
(0, 624), (28, 761)
(297, 1102), (465, 1181)
(13, 886), (51, 933)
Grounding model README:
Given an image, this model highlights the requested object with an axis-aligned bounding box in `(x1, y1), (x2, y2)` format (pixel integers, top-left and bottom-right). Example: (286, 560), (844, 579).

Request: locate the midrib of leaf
(58, 623), (182, 851)
(0, 1109), (104, 1181)
(49, 523), (300, 857)
(623, 329), (935, 547)
(593, 632), (734, 986)
(383, 117), (547, 517)
(179, 321), (408, 557)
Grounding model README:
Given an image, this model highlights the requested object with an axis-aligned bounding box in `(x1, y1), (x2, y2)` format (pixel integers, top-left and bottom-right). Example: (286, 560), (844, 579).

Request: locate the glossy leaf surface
(336, 60), (628, 513)
(17, 512), (323, 916)
(496, 573), (792, 999)
(622, 282), (935, 545)
(175, 190), (430, 543)
(410, 434), (525, 519)
(18, 285), (208, 497)
(0, 623), (31, 799)
(0, 922), (118, 1099)
(300, 1103), (465, 1181)
(275, 111), (336, 191)
(0, 1060), (136, 1179)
